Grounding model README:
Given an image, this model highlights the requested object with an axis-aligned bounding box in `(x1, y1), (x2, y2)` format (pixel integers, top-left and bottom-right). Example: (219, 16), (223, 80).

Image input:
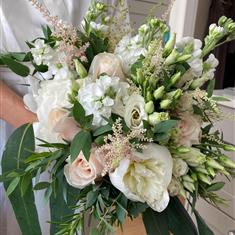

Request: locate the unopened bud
(177, 54), (192, 63)
(146, 91), (153, 102)
(223, 144), (235, 151)
(154, 86), (165, 100)
(191, 173), (198, 181)
(206, 159), (224, 171)
(145, 101), (154, 114)
(176, 146), (191, 154)
(218, 16), (227, 26)
(190, 77), (210, 89)
(207, 167), (216, 177)
(165, 89), (182, 100)
(164, 49), (179, 66)
(183, 181), (195, 192)
(228, 23), (235, 32)
(197, 173), (211, 185)
(148, 112), (169, 126)
(219, 155), (235, 169)
(74, 59), (87, 78)
(195, 166), (209, 175)
(182, 175), (194, 183)
(160, 99), (172, 109)
(163, 32), (176, 57)
(136, 69), (144, 85)
(169, 72), (181, 87)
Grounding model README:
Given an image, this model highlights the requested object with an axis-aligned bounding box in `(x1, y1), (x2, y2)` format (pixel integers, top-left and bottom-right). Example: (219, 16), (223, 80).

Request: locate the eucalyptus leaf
(86, 190), (99, 208)
(34, 181), (51, 190)
(2, 124), (42, 235)
(153, 120), (178, 134)
(93, 124), (112, 137)
(207, 182), (225, 192)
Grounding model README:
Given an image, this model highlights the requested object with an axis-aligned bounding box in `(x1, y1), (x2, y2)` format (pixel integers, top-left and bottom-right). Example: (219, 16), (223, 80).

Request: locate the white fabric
(0, 1), (90, 235)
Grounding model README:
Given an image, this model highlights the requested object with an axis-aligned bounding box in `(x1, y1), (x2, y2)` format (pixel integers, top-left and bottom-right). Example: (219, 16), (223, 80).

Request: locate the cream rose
(124, 94), (147, 130)
(109, 143), (173, 212)
(48, 108), (80, 142)
(178, 112), (202, 147)
(89, 52), (126, 81)
(64, 150), (104, 189)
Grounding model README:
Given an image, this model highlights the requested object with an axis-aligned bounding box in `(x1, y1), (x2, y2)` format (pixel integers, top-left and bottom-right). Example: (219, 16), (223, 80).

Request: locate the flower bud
(169, 72), (181, 87)
(207, 166), (216, 177)
(183, 181), (195, 192)
(150, 18), (159, 27)
(163, 32), (176, 57)
(223, 144), (235, 151)
(146, 91), (153, 102)
(145, 101), (154, 114)
(228, 23), (235, 33)
(168, 178), (181, 196)
(164, 49), (179, 66)
(206, 159), (224, 171)
(148, 112), (169, 126)
(165, 89), (182, 100)
(182, 175), (194, 183)
(160, 99), (172, 109)
(74, 59), (87, 78)
(175, 146), (191, 154)
(218, 16), (227, 26)
(96, 2), (105, 10)
(197, 173), (211, 185)
(154, 86), (165, 100)
(176, 54), (192, 63)
(219, 155), (235, 169)
(195, 166), (209, 175)
(190, 77), (210, 89)
(191, 173), (198, 181)
(136, 68), (145, 85)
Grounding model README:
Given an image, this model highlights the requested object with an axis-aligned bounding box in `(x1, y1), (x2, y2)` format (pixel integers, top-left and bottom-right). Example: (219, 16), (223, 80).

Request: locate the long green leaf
(167, 197), (198, 235)
(142, 207), (170, 235)
(50, 170), (79, 235)
(2, 124), (42, 235)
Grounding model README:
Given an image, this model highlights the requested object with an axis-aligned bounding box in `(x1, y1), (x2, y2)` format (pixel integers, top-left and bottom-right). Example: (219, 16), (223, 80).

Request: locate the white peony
(109, 143), (173, 212)
(89, 52), (126, 81)
(115, 35), (147, 74)
(124, 94), (147, 130)
(77, 75), (129, 127)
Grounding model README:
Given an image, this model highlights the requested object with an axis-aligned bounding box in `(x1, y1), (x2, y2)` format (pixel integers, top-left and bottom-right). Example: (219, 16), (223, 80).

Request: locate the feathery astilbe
(97, 118), (152, 176)
(28, 0), (88, 65)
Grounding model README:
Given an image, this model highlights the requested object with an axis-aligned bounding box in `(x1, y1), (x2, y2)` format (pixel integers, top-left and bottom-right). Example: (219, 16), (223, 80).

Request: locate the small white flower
(188, 58), (203, 77)
(124, 94), (147, 130)
(115, 35), (147, 74)
(203, 54), (219, 80)
(78, 75), (129, 126)
(209, 23), (224, 34)
(90, 21), (108, 33)
(31, 39), (54, 65)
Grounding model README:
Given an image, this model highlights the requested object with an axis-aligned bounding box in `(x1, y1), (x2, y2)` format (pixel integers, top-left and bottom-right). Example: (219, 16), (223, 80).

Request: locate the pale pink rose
(64, 151), (104, 189)
(178, 112), (202, 147)
(89, 52), (126, 81)
(48, 108), (80, 141)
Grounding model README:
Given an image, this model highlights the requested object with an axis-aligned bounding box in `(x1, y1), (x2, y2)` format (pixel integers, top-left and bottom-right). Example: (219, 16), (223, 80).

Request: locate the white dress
(0, 1), (90, 234)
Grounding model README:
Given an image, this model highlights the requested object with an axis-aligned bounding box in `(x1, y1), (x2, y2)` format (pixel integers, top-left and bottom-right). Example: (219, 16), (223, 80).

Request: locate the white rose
(124, 94), (147, 130)
(178, 112), (202, 147)
(89, 53), (126, 81)
(109, 143), (173, 212)
(173, 158), (189, 178)
(64, 150), (104, 189)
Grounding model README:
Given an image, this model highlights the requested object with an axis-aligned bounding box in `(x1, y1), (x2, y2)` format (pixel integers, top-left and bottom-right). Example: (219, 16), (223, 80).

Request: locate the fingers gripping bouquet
(1, 0), (235, 234)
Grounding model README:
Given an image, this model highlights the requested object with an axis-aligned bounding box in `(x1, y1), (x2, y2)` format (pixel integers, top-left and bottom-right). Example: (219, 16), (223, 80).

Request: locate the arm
(0, 80), (37, 128)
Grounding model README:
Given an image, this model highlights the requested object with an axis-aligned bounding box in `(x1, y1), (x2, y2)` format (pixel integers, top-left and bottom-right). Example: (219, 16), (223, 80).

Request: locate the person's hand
(0, 80), (37, 128)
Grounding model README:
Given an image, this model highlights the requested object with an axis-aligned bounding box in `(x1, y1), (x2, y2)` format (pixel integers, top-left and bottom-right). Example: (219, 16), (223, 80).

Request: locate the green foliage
(207, 79), (215, 98)
(207, 182), (225, 192)
(1, 124), (42, 235)
(93, 124), (112, 137)
(0, 55), (30, 77)
(70, 131), (92, 161)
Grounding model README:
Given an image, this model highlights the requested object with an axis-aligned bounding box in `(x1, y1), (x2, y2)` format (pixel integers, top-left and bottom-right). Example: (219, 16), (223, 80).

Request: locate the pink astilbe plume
(29, 0), (88, 65)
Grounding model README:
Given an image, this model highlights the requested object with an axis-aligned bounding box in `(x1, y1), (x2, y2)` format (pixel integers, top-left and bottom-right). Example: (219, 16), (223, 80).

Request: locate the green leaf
(207, 182), (225, 192)
(21, 173), (32, 196)
(42, 25), (52, 40)
(116, 194), (128, 224)
(6, 177), (20, 196)
(166, 197), (198, 235)
(72, 101), (86, 126)
(70, 131), (92, 161)
(207, 79), (215, 98)
(89, 228), (101, 235)
(128, 202), (148, 217)
(86, 190), (99, 208)
(93, 124), (112, 137)
(194, 209), (214, 235)
(153, 133), (169, 142)
(153, 120), (178, 134)
(50, 171), (79, 235)
(143, 207), (170, 235)
(34, 181), (51, 190)
(193, 105), (203, 116)
(1, 124), (42, 235)
(211, 96), (231, 102)
(10, 52), (27, 61)
(94, 135), (105, 146)
(1, 56), (30, 77)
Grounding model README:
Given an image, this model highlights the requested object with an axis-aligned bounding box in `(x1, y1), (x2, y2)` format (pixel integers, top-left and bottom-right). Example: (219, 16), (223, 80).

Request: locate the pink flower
(64, 151), (104, 189)
(178, 112), (202, 147)
(48, 108), (80, 141)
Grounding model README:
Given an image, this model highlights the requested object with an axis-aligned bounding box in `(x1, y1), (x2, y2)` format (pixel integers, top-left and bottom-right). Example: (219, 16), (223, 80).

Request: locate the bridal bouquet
(1, 1), (235, 235)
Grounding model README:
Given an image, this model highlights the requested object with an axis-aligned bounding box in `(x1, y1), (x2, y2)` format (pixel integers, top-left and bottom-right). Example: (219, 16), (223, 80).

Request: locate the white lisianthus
(31, 39), (54, 65)
(90, 21), (108, 33)
(124, 94), (147, 130)
(115, 35), (147, 74)
(176, 37), (203, 77)
(77, 75), (129, 126)
(109, 143), (173, 212)
(89, 53), (126, 81)
(173, 158), (189, 178)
